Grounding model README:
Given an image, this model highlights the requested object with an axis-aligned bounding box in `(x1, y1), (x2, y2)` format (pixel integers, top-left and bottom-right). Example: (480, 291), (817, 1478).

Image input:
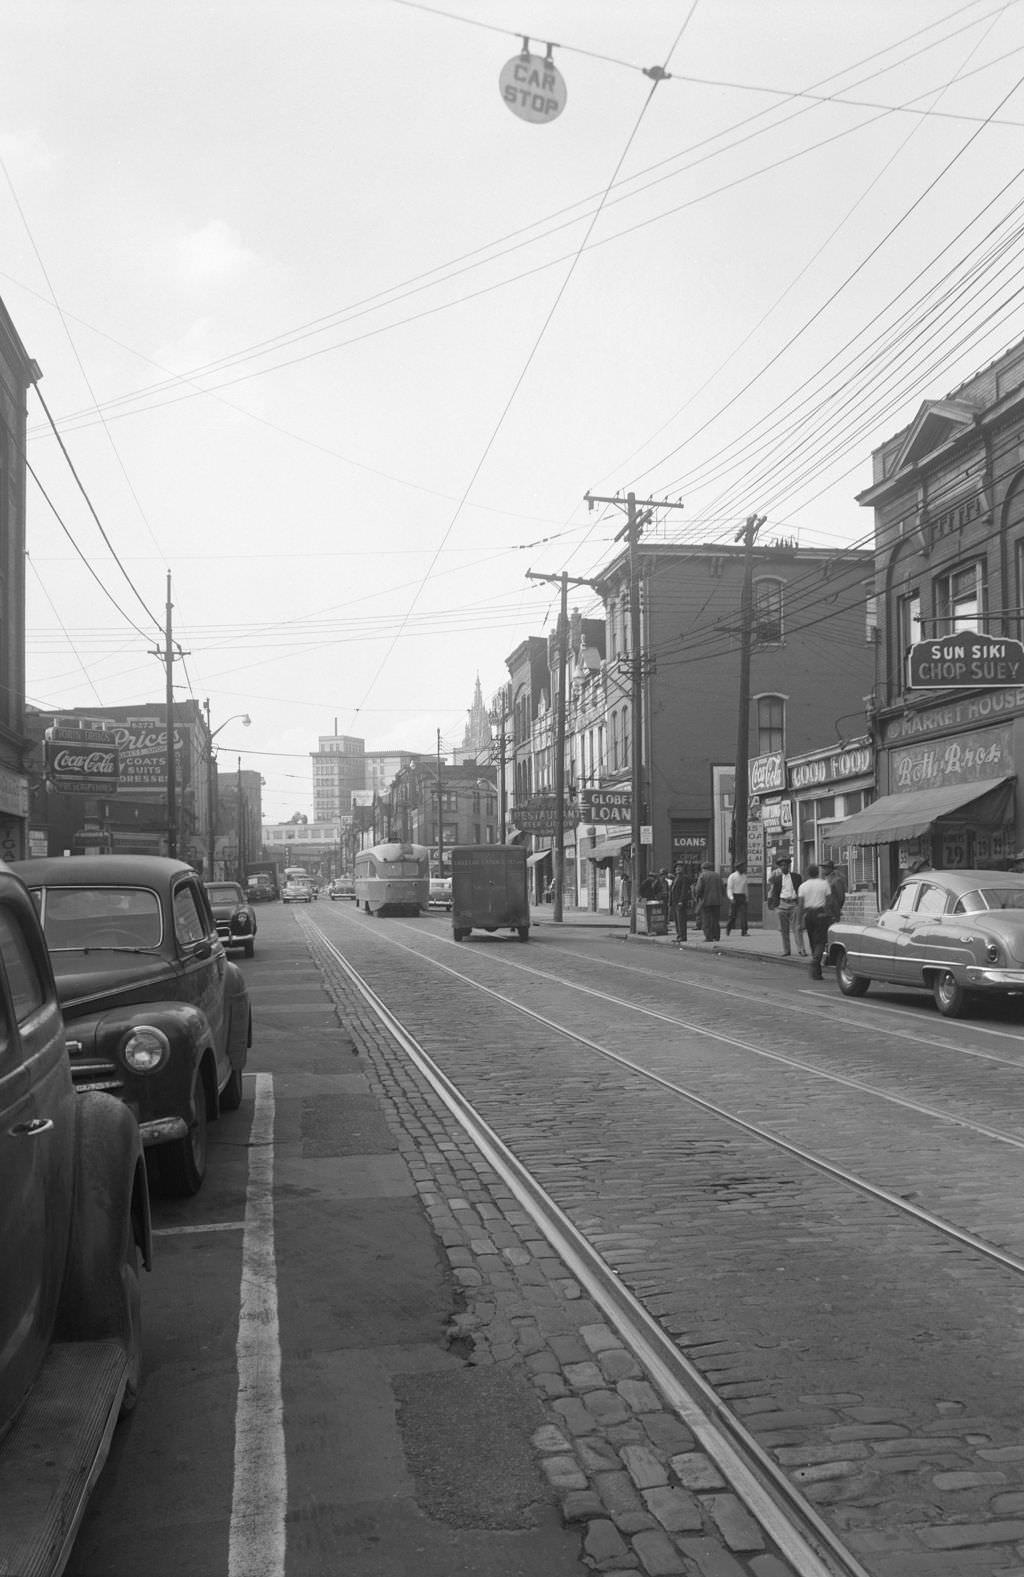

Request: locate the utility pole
(436, 729), (444, 874)
(732, 513), (766, 869)
(584, 492), (686, 934)
(204, 699), (216, 879)
(526, 568), (597, 923)
(150, 572), (188, 861)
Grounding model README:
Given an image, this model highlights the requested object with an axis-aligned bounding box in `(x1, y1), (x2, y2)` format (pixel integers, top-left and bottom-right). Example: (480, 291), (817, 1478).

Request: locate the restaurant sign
(789, 744), (872, 790)
(907, 632), (1024, 690)
(511, 796), (579, 835)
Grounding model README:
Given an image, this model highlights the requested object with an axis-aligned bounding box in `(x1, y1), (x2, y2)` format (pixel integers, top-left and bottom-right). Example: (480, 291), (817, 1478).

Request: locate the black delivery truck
(450, 844), (530, 942)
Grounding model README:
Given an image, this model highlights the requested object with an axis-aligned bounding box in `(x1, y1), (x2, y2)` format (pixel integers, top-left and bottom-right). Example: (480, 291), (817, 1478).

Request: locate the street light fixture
(204, 703), (251, 879)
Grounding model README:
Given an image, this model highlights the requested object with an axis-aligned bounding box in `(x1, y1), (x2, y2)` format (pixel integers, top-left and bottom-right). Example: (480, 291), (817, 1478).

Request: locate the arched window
(610, 709), (620, 771)
(756, 694), (785, 756)
(753, 577), (784, 644)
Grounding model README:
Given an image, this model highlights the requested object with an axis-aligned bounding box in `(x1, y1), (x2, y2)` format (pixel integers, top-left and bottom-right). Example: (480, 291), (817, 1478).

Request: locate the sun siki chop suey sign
(907, 632), (1024, 690)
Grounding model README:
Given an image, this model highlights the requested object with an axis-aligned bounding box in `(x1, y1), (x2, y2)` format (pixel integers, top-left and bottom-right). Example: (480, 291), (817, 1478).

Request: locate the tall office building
(311, 734), (364, 822)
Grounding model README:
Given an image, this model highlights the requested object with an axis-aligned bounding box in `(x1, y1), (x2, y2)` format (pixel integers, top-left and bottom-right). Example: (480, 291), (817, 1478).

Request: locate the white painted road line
(229, 1071), (286, 1577)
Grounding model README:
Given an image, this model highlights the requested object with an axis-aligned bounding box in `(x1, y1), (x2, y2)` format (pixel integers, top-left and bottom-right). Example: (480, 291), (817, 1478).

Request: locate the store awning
(830, 775), (1014, 848)
(526, 849), (552, 867)
(580, 830), (632, 862)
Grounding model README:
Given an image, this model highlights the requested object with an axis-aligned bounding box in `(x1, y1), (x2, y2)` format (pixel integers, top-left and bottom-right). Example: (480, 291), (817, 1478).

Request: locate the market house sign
(907, 632), (1024, 690)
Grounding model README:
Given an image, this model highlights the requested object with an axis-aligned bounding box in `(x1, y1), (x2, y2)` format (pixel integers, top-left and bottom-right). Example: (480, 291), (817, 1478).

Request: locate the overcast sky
(4, 0), (1024, 819)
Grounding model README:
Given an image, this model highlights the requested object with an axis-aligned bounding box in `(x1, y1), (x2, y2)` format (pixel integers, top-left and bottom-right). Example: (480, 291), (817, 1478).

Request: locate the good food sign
(908, 633), (1024, 690)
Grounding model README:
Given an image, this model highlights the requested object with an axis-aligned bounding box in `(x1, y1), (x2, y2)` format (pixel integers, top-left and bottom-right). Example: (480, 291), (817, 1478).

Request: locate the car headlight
(121, 1025), (171, 1073)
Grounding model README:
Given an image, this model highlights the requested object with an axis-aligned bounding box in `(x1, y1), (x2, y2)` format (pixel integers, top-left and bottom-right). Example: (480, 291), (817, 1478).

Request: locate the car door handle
(9, 1117), (54, 1137)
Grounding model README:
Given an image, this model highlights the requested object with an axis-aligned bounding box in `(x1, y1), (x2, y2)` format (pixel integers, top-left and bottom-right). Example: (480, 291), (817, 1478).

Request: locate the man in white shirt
(725, 861), (748, 936)
(798, 863), (833, 980)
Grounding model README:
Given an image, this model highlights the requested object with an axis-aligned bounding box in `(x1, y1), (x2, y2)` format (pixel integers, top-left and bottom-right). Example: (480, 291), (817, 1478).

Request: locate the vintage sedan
(11, 855), (251, 1196)
(0, 861), (151, 1576)
(282, 879), (313, 904)
(204, 879), (257, 956)
(827, 869), (1024, 1017)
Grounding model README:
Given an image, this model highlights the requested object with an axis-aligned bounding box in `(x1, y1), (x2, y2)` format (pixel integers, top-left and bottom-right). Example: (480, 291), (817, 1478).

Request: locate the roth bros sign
(908, 633), (1024, 690)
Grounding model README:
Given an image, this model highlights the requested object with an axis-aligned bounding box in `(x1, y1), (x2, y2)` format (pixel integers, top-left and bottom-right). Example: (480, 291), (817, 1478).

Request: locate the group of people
(640, 854), (847, 975)
(765, 854), (847, 977)
(640, 860), (750, 945)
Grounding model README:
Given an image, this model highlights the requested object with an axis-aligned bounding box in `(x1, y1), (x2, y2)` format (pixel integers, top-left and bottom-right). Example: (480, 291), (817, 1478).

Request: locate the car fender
(56, 1090), (152, 1347)
(223, 959), (252, 1064)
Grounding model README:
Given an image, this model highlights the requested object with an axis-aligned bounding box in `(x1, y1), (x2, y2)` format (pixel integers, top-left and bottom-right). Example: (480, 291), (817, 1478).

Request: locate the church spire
(462, 674), (491, 753)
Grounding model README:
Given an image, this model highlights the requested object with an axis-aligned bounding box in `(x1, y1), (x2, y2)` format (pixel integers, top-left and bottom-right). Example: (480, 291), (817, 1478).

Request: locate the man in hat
(766, 854), (804, 956)
(693, 861), (724, 941)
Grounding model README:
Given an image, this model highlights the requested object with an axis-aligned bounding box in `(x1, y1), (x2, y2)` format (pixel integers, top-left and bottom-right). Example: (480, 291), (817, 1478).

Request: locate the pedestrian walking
(822, 859), (847, 922)
(725, 861), (749, 936)
(766, 855), (805, 956)
(669, 863), (689, 944)
(693, 862), (723, 941)
(798, 863), (832, 979)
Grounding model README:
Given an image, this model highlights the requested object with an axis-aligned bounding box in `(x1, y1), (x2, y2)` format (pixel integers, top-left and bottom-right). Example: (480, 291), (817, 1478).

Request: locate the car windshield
(37, 886), (163, 949)
(207, 885), (243, 903)
(955, 887), (1024, 914)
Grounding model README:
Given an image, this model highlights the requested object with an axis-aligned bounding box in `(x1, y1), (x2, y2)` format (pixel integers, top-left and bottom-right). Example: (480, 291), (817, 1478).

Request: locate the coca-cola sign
(46, 740), (120, 794)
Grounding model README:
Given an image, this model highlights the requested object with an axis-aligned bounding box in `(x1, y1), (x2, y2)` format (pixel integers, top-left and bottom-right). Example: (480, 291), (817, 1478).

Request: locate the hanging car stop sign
(499, 51), (567, 124)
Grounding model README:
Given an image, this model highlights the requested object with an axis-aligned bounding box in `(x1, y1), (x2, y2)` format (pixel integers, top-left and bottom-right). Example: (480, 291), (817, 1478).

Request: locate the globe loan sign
(908, 632), (1024, 690)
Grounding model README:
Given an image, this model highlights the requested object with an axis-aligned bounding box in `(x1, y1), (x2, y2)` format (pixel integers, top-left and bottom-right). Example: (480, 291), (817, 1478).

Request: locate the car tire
(243, 938), (254, 958)
(933, 969), (968, 1017)
(157, 1077), (209, 1196)
(453, 928), (467, 941)
(220, 1063), (244, 1112)
(517, 926), (529, 941)
(835, 948), (869, 997)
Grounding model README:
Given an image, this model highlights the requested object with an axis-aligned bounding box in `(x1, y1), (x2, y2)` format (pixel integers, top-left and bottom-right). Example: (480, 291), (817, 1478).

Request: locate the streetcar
(353, 842), (429, 915)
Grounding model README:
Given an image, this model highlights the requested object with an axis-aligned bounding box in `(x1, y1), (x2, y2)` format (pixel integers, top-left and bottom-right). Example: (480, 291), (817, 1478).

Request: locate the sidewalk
(528, 906), (805, 968)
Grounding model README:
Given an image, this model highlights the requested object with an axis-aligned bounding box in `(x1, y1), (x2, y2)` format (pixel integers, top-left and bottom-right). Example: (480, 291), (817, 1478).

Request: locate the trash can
(644, 899), (669, 936)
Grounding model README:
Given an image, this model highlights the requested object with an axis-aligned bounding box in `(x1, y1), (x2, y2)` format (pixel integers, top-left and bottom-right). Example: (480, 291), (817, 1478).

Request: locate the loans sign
(907, 633), (1024, 690)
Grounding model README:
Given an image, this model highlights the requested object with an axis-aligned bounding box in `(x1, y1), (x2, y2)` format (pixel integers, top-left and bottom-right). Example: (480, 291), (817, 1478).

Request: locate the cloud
(176, 220), (257, 283)
(0, 128), (58, 173)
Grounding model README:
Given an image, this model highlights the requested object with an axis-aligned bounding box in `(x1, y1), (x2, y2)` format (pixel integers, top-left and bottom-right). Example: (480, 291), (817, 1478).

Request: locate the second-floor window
(935, 561), (985, 636)
(756, 695), (785, 756)
(753, 578), (784, 644)
(898, 591), (921, 685)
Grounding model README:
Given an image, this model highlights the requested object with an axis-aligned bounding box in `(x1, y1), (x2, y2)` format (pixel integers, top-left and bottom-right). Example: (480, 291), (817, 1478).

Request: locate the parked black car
(204, 880), (257, 957)
(11, 855), (251, 1197)
(0, 859), (151, 1576)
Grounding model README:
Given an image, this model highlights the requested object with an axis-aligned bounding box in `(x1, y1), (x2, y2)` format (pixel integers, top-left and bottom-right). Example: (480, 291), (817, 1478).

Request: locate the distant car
(329, 878), (355, 901)
(11, 854), (251, 1196)
(204, 880), (257, 957)
(282, 879), (313, 904)
(429, 876), (453, 910)
(246, 874), (277, 903)
(0, 860), (151, 1577)
(828, 868), (1024, 1018)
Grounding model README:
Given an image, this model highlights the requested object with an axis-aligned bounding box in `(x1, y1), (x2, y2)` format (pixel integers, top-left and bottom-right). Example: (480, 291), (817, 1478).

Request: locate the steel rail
(302, 913), (872, 1577)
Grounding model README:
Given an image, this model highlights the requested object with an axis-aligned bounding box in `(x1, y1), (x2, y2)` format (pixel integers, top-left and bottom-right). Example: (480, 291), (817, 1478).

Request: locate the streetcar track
(527, 937), (1024, 1065)
(335, 910), (1024, 1147)
(305, 910), (1024, 1280)
(300, 912), (868, 1577)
